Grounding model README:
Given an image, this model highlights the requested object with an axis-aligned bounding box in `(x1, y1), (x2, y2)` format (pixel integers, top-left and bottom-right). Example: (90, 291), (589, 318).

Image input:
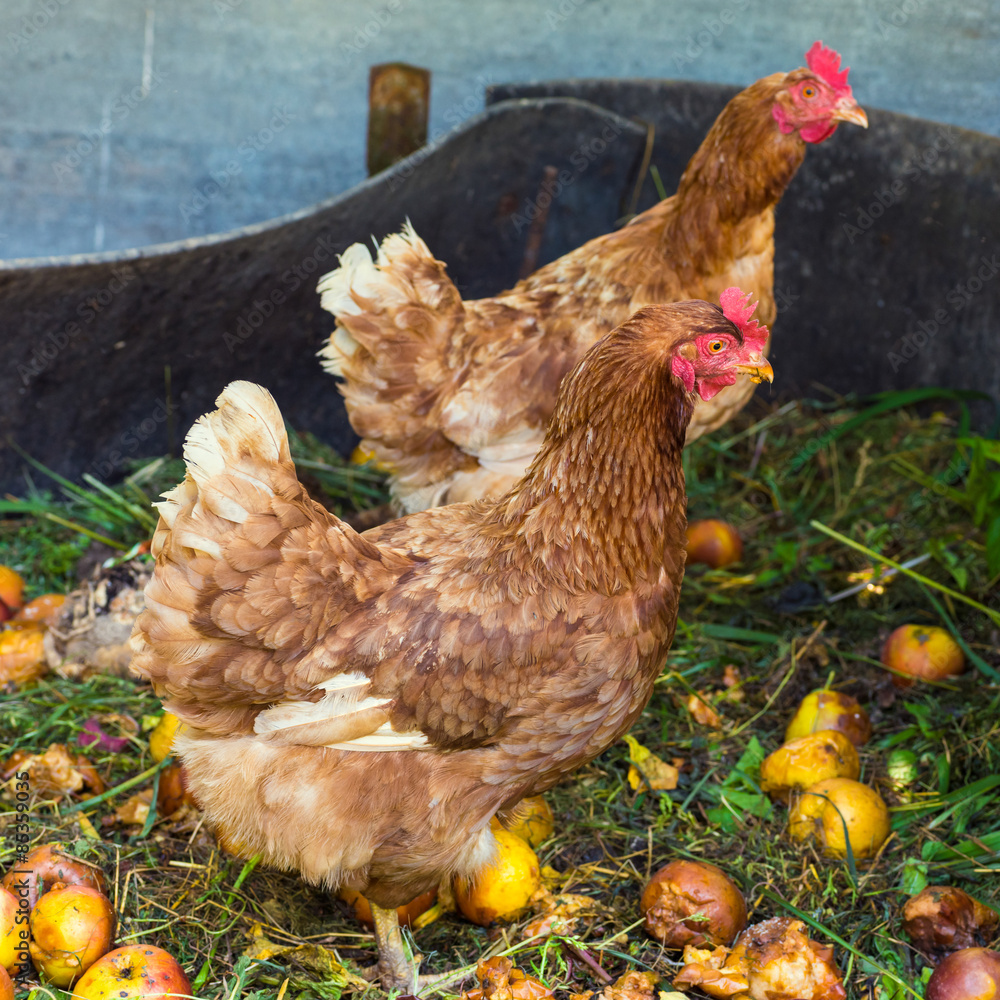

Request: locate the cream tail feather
(316, 220), (430, 377)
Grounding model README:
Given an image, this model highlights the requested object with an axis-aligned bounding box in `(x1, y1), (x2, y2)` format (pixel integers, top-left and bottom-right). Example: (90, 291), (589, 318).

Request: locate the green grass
(1, 391), (997, 999)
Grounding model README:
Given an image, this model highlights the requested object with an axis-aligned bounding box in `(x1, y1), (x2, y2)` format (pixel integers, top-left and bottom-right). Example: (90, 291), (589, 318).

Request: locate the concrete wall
(0, 0), (997, 260)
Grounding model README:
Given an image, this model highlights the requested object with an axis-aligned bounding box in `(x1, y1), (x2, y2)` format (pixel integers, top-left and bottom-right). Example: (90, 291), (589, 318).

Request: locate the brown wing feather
(130, 382), (415, 735)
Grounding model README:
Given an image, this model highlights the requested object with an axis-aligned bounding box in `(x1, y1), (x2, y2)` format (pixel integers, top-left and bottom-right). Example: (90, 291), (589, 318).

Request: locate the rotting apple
(641, 859), (747, 949)
(455, 829), (541, 926)
(148, 713), (186, 764)
(925, 947), (1000, 1000)
(760, 730), (860, 802)
(685, 519), (744, 569)
(0, 886), (28, 975)
(784, 689), (871, 747)
(0, 625), (47, 687)
(156, 764), (200, 817)
(0, 567), (25, 618)
(29, 883), (115, 987)
(726, 916), (846, 1000)
(881, 624), (964, 688)
(71, 943), (192, 999)
(502, 796), (555, 848)
(2, 843), (107, 914)
(788, 778), (890, 861)
(0, 963), (13, 1000)
(904, 886), (999, 961)
(14, 593), (67, 627)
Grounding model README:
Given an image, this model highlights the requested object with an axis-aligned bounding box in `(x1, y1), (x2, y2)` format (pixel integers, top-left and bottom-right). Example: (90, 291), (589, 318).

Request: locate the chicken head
(669, 287), (773, 401)
(771, 41), (868, 143)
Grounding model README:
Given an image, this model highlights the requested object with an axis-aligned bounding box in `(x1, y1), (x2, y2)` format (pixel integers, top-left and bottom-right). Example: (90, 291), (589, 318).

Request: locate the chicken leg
(371, 902), (417, 992)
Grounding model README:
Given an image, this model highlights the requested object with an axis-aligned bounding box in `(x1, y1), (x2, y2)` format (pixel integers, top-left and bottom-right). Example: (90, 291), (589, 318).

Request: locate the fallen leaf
(601, 970), (658, 1000)
(463, 956), (554, 1000)
(523, 893), (596, 939)
(77, 714), (137, 752)
(686, 693), (722, 729)
(111, 789), (153, 826)
(624, 735), (679, 791)
(243, 923), (369, 989)
(2, 743), (100, 798)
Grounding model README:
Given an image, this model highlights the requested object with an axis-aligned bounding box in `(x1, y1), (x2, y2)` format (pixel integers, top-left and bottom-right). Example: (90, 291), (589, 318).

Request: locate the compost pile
(0, 389), (997, 999)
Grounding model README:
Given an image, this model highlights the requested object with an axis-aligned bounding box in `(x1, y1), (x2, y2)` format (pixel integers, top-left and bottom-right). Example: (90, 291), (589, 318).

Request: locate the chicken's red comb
(719, 287), (768, 352)
(805, 41), (853, 98)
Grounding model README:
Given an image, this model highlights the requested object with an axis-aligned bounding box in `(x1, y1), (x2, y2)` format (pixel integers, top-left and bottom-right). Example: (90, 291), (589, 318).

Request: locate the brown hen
(318, 42), (864, 513)
(130, 293), (771, 990)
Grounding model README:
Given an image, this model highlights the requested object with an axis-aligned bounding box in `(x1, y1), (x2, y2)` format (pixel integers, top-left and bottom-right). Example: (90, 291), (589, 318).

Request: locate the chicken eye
(802, 84), (818, 99)
(708, 340), (725, 353)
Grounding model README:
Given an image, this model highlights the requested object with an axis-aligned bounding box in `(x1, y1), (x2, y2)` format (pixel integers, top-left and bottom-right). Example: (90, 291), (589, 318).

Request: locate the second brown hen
(319, 42), (864, 512)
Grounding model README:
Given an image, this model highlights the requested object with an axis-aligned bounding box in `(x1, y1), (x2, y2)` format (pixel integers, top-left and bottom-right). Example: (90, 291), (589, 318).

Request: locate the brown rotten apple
(904, 886), (999, 961)
(641, 859), (747, 949)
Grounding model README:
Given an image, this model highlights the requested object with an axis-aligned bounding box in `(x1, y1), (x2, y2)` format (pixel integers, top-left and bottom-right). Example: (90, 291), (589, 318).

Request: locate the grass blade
(811, 520), (1000, 627)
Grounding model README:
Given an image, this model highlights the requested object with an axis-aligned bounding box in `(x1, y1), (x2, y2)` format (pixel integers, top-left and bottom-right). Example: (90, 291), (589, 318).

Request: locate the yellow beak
(832, 98), (869, 129)
(734, 358), (774, 384)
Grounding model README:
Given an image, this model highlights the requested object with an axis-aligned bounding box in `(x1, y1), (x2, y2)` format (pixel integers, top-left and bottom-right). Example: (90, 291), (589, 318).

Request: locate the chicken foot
(371, 902), (418, 992)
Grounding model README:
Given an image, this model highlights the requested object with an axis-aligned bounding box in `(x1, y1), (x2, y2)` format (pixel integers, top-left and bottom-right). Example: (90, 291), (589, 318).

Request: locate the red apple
(72, 944), (191, 999)
(2, 843), (107, 913)
(926, 947), (1000, 1000)
(881, 625), (964, 688)
(0, 566), (25, 618)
